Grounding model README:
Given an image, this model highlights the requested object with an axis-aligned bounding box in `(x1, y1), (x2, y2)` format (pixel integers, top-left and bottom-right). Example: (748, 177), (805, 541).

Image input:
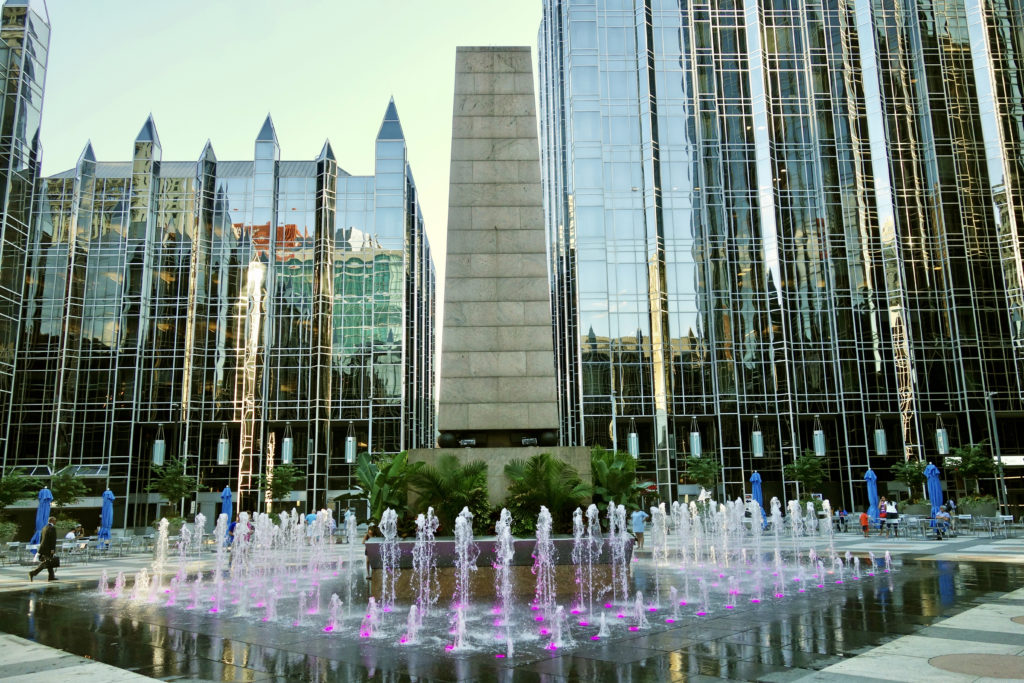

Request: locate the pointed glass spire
(317, 139), (335, 162)
(376, 98), (405, 140)
(199, 139), (217, 163)
(77, 140), (95, 165)
(135, 114), (160, 145)
(256, 114), (278, 144)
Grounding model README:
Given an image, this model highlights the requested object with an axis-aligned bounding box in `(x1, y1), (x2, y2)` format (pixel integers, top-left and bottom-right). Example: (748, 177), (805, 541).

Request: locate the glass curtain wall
(540, 0), (1024, 510)
(9, 104), (435, 524)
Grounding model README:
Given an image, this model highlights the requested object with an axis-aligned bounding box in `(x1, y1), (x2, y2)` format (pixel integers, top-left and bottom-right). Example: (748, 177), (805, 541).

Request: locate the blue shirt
(631, 510), (649, 533)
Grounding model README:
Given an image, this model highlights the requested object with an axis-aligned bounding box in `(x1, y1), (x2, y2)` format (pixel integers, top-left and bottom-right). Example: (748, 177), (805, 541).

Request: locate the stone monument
(409, 46), (589, 500)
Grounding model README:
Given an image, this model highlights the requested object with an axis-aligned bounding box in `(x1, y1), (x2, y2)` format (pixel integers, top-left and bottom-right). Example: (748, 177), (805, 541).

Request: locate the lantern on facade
(689, 417), (702, 458)
(152, 425), (166, 466)
(281, 423), (293, 465)
(751, 416), (764, 458)
(874, 415), (887, 456)
(935, 415), (949, 455)
(626, 418), (639, 459)
(813, 415), (826, 457)
(345, 421), (357, 464)
(216, 424), (230, 466)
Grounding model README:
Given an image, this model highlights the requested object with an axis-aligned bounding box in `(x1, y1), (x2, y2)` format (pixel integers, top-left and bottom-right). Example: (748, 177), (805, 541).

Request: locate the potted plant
(945, 442), (996, 505)
(503, 452), (588, 535)
(258, 464), (304, 512)
(0, 468), (38, 542)
(588, 446), (649, 509)
(783, 450), (826, 504)
(336, 451), (423, 532)
(147, 457), (197, 521)
(890, 460), (930, 514)
(0, 520), (18, 543)
(409, 454), (490, 534)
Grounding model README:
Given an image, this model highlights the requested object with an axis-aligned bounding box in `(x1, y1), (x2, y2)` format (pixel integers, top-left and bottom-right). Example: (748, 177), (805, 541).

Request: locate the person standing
(631, 508), (649, 549)
(29, 516), (58, 582)
(886, 499), (899, 537)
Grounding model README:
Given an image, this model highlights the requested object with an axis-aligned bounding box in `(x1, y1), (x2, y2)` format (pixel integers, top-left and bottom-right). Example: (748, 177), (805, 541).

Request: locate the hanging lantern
(874, 415), (887, 456)
(152, 425), (166, 466)
(216, 425), (230, 466)
(812, 415), (826, 457)
(626, 418), (639, 459)
(281, 423), (294, 465)
(935, 415), (949, 455)
(689, 417), (702, 458)
(345, 421), (357, 464)
(751, 416), (764, 458)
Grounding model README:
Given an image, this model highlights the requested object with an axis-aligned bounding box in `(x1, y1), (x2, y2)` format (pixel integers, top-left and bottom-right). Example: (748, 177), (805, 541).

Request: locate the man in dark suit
(29, 516), (58, 582)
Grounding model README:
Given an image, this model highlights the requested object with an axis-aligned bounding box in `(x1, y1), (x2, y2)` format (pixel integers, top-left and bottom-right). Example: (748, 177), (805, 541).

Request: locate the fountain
(97, 491), (897, 660)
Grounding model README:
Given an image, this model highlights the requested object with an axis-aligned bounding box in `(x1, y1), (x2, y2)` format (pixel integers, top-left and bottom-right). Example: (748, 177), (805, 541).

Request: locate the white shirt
(64, 531), (76, 540)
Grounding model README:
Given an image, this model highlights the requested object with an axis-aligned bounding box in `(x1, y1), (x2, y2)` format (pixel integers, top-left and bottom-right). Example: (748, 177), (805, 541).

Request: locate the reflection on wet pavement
(0, 559), (1021, 682)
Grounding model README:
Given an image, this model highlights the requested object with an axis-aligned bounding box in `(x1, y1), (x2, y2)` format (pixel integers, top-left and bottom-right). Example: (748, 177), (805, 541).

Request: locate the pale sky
(38, 0), (544, 285)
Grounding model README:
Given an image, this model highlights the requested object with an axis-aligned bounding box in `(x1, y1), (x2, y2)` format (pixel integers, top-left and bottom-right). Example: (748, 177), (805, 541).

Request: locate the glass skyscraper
(539, 0), (1024, 508)
(5, 89), (435, 522)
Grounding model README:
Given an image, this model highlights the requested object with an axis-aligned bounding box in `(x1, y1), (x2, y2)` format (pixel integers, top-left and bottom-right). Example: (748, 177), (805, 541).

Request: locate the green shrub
(589, 446), (648, 509)
(410, 454), (490, 534)
(503, 453), (587, 535)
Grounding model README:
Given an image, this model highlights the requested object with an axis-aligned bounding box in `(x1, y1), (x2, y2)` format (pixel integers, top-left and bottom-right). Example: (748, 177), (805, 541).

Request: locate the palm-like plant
(504, 452), (588, 535)
(410, 454), (489, 533)
(588, 446), (648, 508)
(336, 451), (422, 525)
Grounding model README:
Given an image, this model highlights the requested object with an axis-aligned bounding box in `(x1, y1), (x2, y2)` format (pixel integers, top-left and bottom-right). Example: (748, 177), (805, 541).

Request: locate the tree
(945, 442), (995, 495)
(588, 446), (648, 508)
(409, 454), (489, 533)
(679, 454), (722, 493)
(503, 452), (588, 535)
(259, 464), (303, 502)
(147, 457), (197, 511)
(50, 469), (88, 510)
(783, 450), (826, 497)
(0, 469), (39, 514)
(337, 451), (422, 524)
(890, 459), (927, 501)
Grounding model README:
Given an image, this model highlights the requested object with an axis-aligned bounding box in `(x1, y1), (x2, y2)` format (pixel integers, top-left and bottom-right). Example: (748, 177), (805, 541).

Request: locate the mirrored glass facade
(0, 0), (46, 464)
(540, 0), (1024, 507)
(6, 101), (435, 522)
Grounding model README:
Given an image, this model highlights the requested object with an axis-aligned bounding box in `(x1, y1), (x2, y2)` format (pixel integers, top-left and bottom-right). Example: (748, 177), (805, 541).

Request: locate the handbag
(50, 556), (60, 568)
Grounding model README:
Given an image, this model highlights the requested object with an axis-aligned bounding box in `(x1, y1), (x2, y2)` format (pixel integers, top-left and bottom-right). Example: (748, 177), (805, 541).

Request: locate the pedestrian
(886, 499), (899, 537)
(860, 509), (870, 537)
(29, 516), (58, 582)
(877, 497), (887, 536)
(631, 508), (649, 549)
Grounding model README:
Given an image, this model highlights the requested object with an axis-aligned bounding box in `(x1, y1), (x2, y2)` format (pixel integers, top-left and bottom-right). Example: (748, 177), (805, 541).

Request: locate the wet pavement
(1, 536), (1023, 681)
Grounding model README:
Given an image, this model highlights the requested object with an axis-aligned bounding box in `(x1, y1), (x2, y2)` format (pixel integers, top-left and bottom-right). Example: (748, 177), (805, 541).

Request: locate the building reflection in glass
(9, 101), (435, 523)
(539, 0), (1024, 508)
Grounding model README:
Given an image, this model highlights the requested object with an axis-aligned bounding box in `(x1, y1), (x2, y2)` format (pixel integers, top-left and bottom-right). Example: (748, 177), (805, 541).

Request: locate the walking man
(29, 516), (58, 582)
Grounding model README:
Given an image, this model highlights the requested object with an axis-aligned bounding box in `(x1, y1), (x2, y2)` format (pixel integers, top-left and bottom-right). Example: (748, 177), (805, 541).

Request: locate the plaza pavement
(0, 530), (1021, 681)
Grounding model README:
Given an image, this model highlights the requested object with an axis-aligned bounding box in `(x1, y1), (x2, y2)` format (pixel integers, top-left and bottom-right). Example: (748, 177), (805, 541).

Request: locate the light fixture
(345, 421), (357, 463)
(458, 439), (477, 447)
(281, 423), (294, 465)
(689, 417), (702, 458)
(217, 424), (230, 466)
(874, 415), (887, 456)
(152, 425), (166, 466)
(627, 418), (639, 459)
(935, 415), (949, 456)
(813, 415), (826, 457)
(751, 416), (764, 458)
(521, 437), (538, 446)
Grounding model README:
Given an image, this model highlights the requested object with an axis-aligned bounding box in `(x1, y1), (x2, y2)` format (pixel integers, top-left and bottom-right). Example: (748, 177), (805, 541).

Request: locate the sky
(37, 0), (544, 285)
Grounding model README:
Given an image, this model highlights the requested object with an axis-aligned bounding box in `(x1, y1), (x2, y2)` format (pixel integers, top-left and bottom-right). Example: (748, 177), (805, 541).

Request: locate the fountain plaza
(1, 498), (1024, 681)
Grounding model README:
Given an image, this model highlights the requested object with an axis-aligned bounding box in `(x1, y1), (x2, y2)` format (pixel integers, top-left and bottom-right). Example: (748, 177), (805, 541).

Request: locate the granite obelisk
(437, 47), (559, 448)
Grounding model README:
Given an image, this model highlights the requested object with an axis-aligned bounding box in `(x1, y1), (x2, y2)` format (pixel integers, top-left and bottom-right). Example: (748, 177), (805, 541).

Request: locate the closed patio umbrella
(865, 469), (879, 522)
(221, 486), (233, 520)
(29, 487), (53, 544)
(924, 462), (943, 516)
(99, 489), (115, 541)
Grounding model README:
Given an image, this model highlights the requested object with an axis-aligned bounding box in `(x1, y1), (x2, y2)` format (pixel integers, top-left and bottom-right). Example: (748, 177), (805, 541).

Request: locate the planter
(901, 503), (931, 516)
(962, 502), (998, 518)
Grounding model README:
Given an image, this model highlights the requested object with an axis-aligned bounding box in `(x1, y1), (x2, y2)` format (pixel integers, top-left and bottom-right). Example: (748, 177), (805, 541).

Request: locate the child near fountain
(631, 508), (649, 549)
(860, 509), (870, 537)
